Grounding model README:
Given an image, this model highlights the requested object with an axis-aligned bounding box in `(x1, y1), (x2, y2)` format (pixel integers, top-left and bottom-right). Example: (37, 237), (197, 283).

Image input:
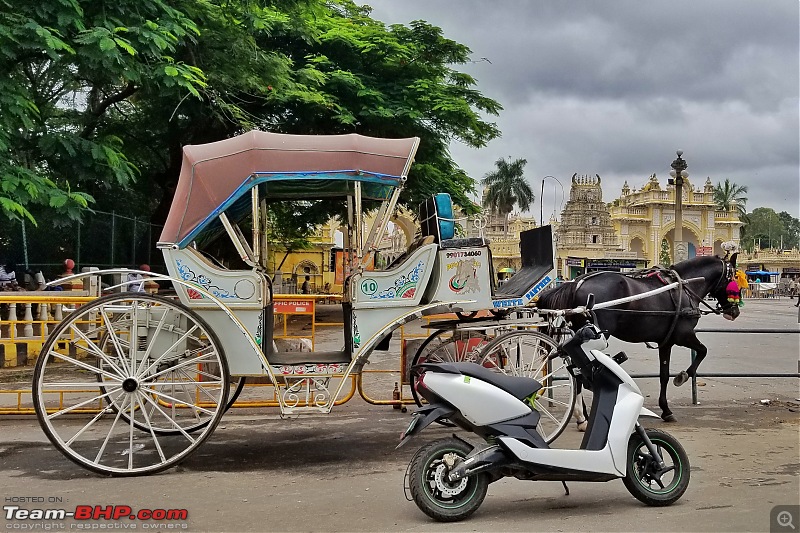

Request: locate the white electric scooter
(398, 297), (690, 522)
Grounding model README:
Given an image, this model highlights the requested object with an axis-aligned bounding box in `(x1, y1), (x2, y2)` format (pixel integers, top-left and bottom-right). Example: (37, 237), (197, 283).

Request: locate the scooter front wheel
(408, 438), (489, 522)
(623, 428), (690, 506)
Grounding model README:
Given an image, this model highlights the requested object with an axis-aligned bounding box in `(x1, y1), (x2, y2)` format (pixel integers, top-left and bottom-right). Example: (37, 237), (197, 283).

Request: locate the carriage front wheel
(33, 293), (229, 476)
(477, 330), (576, 444)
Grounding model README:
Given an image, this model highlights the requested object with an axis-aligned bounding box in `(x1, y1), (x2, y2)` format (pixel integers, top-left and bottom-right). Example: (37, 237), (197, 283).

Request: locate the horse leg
(572, 381), (588, 432)
(674, 332), (707, 387)
(659, 346), (676, 422)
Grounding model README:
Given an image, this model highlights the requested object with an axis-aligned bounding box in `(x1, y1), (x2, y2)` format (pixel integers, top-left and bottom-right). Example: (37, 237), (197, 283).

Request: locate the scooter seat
(437, 362), (542, 401)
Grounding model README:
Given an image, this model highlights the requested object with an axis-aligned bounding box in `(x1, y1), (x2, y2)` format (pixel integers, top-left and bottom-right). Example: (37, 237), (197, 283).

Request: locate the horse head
(711, 252), (740, 321)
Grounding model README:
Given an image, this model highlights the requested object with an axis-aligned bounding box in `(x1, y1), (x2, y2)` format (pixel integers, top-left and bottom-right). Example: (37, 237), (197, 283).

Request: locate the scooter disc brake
(433, 463), (468, 497)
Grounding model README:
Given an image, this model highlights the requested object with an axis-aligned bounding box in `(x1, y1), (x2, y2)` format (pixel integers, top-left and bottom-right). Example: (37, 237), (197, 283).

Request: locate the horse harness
(574, 259), (734, 348)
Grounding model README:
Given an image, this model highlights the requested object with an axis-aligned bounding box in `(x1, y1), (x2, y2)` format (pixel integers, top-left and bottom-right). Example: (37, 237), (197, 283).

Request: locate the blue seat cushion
(434, 193), (455, 240)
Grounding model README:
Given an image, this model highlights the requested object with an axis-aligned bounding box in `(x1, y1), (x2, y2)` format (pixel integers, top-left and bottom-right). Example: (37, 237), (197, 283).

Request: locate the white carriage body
(151, 132), (558, 411)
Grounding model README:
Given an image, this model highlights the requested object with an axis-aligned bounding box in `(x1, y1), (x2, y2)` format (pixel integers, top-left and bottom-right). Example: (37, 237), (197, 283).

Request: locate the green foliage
(659, 238), (671, 267)
(481, 157), (534, 235)
(0, 0), (205, 224)
(713, 179), (748, 221)
(1, 0), (501, 249)
(741, 207), (799, 251)
(777, 211), (800, 249)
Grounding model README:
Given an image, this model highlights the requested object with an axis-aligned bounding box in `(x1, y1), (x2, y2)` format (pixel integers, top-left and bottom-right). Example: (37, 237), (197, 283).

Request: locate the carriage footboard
(267, 350), (350, 366)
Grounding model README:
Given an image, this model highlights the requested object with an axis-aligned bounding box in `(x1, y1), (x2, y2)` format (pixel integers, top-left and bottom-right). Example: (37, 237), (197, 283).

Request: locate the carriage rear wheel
(33, 293), (229, 476)
(477, 330), (576, 444)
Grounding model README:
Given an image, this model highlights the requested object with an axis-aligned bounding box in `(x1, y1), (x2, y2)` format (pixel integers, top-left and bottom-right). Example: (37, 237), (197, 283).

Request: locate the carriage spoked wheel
(476, 330), (576, 444)
(410, 329), (493, 408)
(96, 330), (244, 435)
(33, 293), (229, 476)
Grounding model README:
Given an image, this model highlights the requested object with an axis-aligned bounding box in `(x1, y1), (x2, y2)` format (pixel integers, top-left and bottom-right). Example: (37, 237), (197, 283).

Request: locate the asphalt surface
(1, 299), (798, 532)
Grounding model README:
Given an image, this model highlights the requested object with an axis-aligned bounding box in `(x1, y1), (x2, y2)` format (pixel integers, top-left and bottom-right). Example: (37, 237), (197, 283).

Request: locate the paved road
(1, 299), (798, 532)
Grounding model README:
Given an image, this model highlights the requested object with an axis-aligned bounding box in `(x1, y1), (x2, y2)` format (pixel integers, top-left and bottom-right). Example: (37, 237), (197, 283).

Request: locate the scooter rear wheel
(623, 428), (690, 506)
(408, 438), (489, 522)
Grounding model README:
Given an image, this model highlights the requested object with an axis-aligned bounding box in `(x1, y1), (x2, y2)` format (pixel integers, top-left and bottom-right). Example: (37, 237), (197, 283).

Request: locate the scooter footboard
(498, 438), (621, 477)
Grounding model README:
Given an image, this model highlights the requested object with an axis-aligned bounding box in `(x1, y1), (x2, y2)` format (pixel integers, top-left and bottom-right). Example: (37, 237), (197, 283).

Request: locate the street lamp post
(540, 175), (563, 226)
(669, 150), (689, 263)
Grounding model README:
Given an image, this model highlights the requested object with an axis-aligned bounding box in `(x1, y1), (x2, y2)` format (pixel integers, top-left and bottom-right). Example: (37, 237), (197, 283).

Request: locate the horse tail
(537, 282), (579, 310)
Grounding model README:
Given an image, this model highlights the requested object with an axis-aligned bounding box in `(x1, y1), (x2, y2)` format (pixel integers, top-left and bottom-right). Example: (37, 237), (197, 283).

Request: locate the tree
(660, 238), (671, 267)
(777, 211), (800, 250)
(713, 179), (749, 221)
(1, 0), (501, 232)
(0, 0), (207, 225)
(1, 0), (504, 272)
(741, 207), (788, 250)
(480, 157), (534, 236)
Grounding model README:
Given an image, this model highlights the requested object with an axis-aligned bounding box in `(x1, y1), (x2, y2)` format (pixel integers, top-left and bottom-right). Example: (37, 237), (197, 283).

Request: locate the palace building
(609, 173), (743, 267)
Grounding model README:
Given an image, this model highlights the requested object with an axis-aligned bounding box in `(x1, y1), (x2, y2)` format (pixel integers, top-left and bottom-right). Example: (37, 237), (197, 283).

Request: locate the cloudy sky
(365, 0), (799, 220)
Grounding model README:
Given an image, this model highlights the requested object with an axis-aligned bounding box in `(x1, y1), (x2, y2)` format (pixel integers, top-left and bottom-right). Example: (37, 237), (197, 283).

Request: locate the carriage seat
(387, 235), (435, 269)
(419, 193), (456, 243)
(419, 193), (487, 249)
(495, 226), (554, 298)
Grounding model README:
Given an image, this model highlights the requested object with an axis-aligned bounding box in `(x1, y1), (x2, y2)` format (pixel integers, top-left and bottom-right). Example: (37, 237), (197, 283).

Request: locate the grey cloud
(365, 0), (799, 217)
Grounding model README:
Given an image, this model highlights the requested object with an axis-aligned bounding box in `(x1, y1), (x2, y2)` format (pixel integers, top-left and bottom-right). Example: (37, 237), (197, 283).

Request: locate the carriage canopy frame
(160, 131), (420, 249)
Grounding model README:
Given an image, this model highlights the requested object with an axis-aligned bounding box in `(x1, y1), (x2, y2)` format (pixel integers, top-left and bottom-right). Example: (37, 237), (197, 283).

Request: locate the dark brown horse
(538, 254), (740, 422)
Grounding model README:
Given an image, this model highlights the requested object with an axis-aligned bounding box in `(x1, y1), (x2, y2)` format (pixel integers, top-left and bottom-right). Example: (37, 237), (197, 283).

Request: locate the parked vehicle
(399, 298), (690, 522)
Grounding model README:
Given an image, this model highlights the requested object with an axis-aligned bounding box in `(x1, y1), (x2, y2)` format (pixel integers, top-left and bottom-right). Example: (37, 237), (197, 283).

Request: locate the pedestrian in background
(0, 261), (17, 289)
(126, 264), (151, 292)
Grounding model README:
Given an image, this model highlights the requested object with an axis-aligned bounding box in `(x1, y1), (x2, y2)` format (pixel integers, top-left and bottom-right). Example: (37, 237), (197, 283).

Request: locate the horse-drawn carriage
(32, 131), (740, 477)
(32, 131), (576, 476)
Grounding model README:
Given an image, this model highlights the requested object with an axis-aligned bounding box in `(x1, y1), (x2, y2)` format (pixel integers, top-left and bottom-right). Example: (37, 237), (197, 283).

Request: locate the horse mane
(537, 281), (579, 309)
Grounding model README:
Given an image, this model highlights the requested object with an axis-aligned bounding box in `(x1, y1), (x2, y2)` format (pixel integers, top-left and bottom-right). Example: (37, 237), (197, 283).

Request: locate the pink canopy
(159, 131), (420, 246)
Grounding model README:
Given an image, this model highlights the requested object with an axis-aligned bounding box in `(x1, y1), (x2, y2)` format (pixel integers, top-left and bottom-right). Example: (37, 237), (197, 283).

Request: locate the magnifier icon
(778, 511), (796, 530)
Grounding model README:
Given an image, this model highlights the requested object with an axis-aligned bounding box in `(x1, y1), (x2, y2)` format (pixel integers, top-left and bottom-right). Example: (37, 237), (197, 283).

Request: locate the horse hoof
(576, 420), (588, 432)
(673, 371), (689, 387)
(662, 414), (677, 423)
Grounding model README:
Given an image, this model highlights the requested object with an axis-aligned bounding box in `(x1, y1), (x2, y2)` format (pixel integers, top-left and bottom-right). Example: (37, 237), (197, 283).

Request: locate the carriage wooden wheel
(32, 293), (229, 476)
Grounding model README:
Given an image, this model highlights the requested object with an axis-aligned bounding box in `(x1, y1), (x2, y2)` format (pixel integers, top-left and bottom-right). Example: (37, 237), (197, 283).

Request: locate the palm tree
(713, 178), (748, 220)
(481, 157), (534, 236)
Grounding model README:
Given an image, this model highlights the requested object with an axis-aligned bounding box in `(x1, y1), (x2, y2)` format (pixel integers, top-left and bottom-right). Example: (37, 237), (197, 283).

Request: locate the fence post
(132, 217), (137, 265)
(111, 211), (116, 266)
(23, 304), (34, 337)
(8, 304), (17, 339)
(39, 303), (49, 337)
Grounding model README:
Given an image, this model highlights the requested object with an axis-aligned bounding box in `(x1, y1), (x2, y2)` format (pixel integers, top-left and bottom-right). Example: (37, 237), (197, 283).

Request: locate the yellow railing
(0, 293), (96, 367)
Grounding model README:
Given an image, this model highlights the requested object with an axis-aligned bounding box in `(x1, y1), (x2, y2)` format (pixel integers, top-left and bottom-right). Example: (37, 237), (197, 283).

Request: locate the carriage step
(271, 366), (352, 415)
